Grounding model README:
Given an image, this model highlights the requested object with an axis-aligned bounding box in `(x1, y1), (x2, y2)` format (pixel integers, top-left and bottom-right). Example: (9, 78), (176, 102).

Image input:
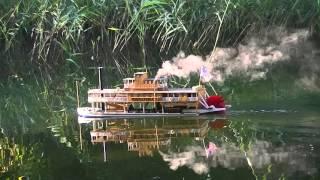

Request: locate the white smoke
(298, 75), (320, 92)
(159, 146), (209, 175)
(159, 140), (315, 176)
(294, 47), (320, 92)
(155, 52), (217, 81)
(156, 27), (313, 85)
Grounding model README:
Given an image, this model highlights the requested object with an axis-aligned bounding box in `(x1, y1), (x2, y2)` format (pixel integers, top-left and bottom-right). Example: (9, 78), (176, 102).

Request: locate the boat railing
(162, 97), (198, 102)
(88, 96), (128, 102)
(158, 83), (167, 88)
(188, 97), (198, 101)
(125, 83), (159, 89)
(90, 131), (128, 143)
(124, 83), (167, 89)
(88, 94), (198, 103)
(88, 92), (124, 97)
(162, 97), (179, 102)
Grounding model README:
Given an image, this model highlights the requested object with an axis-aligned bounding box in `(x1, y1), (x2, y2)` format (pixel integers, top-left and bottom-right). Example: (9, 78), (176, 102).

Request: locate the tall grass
(0, 0), (319, 74)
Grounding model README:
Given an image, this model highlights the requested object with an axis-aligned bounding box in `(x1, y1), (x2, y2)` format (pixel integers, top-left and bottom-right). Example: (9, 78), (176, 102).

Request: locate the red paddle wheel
(206, 95), (225, 108)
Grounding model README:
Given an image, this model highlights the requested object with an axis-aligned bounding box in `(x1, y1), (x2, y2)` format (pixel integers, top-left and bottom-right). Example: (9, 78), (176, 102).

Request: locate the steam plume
(156, 27), (317, 88)
(159, 140), (315, 176)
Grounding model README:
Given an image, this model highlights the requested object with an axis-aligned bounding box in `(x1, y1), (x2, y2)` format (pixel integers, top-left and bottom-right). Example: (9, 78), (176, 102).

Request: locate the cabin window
(135, 74), (141, 78)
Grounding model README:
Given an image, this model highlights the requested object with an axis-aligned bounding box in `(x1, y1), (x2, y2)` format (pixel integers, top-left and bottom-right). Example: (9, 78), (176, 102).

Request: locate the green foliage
(0, 0), (319, 72)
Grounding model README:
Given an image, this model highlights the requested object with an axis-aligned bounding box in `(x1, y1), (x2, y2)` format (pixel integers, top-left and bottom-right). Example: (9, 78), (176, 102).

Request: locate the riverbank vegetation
(0, 0), (319, 78)
(1, 0), (319, 133)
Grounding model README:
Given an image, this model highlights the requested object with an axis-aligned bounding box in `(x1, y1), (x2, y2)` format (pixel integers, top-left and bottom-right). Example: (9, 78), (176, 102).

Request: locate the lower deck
(77, 107), (226, 123)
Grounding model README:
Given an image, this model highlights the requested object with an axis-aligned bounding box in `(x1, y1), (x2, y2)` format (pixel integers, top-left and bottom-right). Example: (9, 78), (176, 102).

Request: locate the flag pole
(208, 82), (218, 95)
(200, 66), (218, 95)
(199, 66), (203, 86)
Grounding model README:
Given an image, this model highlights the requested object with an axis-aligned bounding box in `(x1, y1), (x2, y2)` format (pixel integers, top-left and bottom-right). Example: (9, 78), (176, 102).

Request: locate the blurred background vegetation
(0, 0), (319, 135)
(0, 0), (319, 78)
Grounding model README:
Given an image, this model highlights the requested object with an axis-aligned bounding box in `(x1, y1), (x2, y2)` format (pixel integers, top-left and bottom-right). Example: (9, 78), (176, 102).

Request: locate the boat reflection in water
(89, 117), (222, 157)
(85, 117), (317, 178)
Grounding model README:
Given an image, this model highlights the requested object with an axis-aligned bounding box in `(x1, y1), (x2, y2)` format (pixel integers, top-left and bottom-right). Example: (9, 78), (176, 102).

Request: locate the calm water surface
(1, 111), (320, 180)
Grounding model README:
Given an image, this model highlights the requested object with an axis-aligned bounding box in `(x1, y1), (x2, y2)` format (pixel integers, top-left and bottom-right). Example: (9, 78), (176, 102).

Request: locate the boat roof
(88, 88), (197, 94)
(123, 77), (167, 81)
(134, 72), (146, 75)
(146, 77), (167, 80)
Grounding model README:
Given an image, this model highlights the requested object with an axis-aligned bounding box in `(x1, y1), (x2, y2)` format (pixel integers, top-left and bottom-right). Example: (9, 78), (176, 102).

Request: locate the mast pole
(76, 80), (80, 108)
(75, 79), (83, 151)
(103, 141), (107, 162)
(98, 67), (103, 90)
(97, 67), (105, 111)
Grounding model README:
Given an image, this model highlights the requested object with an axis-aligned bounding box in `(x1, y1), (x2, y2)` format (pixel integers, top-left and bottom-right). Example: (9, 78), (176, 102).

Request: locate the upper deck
(87, 88), (199, 103)
(86, 71), (207, 105)
(123, 72), (168, 90)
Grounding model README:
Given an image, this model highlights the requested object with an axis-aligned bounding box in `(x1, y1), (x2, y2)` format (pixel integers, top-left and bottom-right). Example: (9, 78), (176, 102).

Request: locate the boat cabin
(123, 72), (168, 90)
(85, 72), (211, 113)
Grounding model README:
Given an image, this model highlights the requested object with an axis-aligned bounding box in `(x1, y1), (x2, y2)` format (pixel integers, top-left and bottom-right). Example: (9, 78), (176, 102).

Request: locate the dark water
(1, 71), (320, 179)
(1, 110), (320, 180)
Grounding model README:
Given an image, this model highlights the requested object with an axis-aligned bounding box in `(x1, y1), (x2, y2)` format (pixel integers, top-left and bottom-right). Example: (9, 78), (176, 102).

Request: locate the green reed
(0, 0), (319, 72)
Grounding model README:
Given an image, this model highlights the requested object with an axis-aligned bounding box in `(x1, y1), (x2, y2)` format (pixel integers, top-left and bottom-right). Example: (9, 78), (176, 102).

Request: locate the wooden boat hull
(77, 107), (226, 123)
